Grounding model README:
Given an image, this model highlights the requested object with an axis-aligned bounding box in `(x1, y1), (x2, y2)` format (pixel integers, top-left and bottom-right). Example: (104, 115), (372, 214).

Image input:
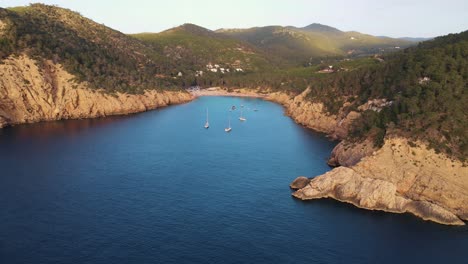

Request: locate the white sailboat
(225, 115), (232, 132)
(239, 108), (246, 121)
(204, 108), (209, 129)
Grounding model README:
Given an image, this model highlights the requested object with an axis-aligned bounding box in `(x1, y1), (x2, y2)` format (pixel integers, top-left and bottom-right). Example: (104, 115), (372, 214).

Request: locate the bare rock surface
(327, 139), (377, 167)
(292, 138), (468, 225)
(0, 55), (192, 128)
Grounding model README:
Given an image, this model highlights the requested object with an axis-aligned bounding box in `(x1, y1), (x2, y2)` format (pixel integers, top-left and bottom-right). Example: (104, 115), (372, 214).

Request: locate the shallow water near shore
(0, 96), (467, 264)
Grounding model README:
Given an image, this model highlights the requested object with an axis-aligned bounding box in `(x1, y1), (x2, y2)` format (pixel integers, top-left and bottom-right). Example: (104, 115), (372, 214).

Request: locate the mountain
(217, 24), (414, 64)
(300, 23), (342, 34)
(132, 23), (276, 74)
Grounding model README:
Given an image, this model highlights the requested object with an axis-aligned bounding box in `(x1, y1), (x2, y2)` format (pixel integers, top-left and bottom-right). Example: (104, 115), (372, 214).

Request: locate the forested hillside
(218, 23), (413, 65)
(221, 31), (468, 159)
(0, 4), (178, 93)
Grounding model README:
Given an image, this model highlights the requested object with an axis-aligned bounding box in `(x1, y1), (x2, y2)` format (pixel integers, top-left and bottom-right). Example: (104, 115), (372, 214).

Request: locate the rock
(0, 55), (193, 127)
(293, 138), (468, 226)
(290, 176), (310, 190)
(327, 139), (377, 167)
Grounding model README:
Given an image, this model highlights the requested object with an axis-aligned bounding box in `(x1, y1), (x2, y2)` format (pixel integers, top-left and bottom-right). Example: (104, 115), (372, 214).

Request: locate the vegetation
(307, 32), (467, 159)
(132, 24), (276, 72)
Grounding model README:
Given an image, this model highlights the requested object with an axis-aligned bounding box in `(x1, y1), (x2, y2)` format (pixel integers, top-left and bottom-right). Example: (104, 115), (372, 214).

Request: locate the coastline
(2, 77), (466, 225)
(0, 55), (193, 129)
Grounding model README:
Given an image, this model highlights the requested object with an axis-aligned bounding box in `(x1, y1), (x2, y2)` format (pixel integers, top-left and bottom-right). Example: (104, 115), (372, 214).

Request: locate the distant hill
(299, 23), (342, 34)
(132, 23), (276, 73)
(397, 37), (433, 42)
(377, 36), (433, 42)
(217, 24), (414, 64)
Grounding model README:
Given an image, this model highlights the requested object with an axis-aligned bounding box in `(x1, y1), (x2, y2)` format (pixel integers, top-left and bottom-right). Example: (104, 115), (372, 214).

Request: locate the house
(177, 72), (183, 77)
(318, 65), (335, 73)
(235, 68), (244, 72)
(418, 77), (431, 84)
(210, 68), (218, 73)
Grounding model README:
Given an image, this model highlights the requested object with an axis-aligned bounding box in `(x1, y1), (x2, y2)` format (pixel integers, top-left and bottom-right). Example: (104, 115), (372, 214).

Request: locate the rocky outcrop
(327, 139), (377, 167)
(0, 55), (193, 128)
(292, 138), (468, 225)
(290, 176), (310, 190)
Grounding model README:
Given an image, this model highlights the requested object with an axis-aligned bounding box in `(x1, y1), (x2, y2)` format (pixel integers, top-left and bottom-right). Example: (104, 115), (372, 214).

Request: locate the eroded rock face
(293, 138), (468, 225)
(327, 139), (377, 167)
(0, 55), (193, 128)
(267, 88), (339, 135)
(290, 176), (310, 190)
(266, 88), (359, 140)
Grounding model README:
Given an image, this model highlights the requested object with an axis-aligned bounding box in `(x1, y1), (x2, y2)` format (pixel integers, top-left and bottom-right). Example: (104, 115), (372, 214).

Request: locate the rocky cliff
(262, 88), (467, 225)
(266, 88), (362, 140)
(292, 138), (468, 225)
(0, 55), (193, 128)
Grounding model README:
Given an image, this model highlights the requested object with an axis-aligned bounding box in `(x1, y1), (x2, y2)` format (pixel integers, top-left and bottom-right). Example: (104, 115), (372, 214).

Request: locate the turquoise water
(0, 96), (467, 263)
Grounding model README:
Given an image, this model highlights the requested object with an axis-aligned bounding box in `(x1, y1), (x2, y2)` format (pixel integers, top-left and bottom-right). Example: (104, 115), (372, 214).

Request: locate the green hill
(217, 24), (413, 64)
(132, 24), (277, 72)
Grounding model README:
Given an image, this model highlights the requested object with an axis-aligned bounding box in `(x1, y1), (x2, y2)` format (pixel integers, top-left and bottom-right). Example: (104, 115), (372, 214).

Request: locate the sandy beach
(188, 87), (267, 98)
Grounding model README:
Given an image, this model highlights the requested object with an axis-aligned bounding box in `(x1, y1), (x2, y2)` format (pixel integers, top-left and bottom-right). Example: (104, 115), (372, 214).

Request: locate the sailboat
(204, 108), (209, 129)
(239, 108), (246, 121)
(224, 115), (232, 132)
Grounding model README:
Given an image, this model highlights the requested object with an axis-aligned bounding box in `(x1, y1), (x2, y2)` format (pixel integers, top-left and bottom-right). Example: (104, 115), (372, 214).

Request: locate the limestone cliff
(266, 88), (375, 166)
(292, 138), (468, 225)
(0, 55), (192, 128)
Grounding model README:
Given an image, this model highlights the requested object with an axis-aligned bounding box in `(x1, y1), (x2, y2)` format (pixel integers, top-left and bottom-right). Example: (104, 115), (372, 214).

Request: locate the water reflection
(0, 115), (134, 141)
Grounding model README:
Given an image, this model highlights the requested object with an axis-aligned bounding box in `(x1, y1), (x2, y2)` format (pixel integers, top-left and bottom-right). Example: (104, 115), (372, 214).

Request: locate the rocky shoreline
(267, 88), (468, 225)
(0, 55), (193, 128)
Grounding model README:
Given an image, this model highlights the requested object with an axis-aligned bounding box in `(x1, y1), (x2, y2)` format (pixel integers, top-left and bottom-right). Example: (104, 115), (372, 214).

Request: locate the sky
(1, 0), (467, 38)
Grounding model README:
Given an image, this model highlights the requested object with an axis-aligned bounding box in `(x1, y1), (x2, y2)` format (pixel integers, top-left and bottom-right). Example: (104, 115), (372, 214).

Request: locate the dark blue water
(0, 96), (467, 264)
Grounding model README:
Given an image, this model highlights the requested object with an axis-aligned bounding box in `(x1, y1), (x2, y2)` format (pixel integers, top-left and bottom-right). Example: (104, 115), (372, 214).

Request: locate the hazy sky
(1, 0), (467, 37)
